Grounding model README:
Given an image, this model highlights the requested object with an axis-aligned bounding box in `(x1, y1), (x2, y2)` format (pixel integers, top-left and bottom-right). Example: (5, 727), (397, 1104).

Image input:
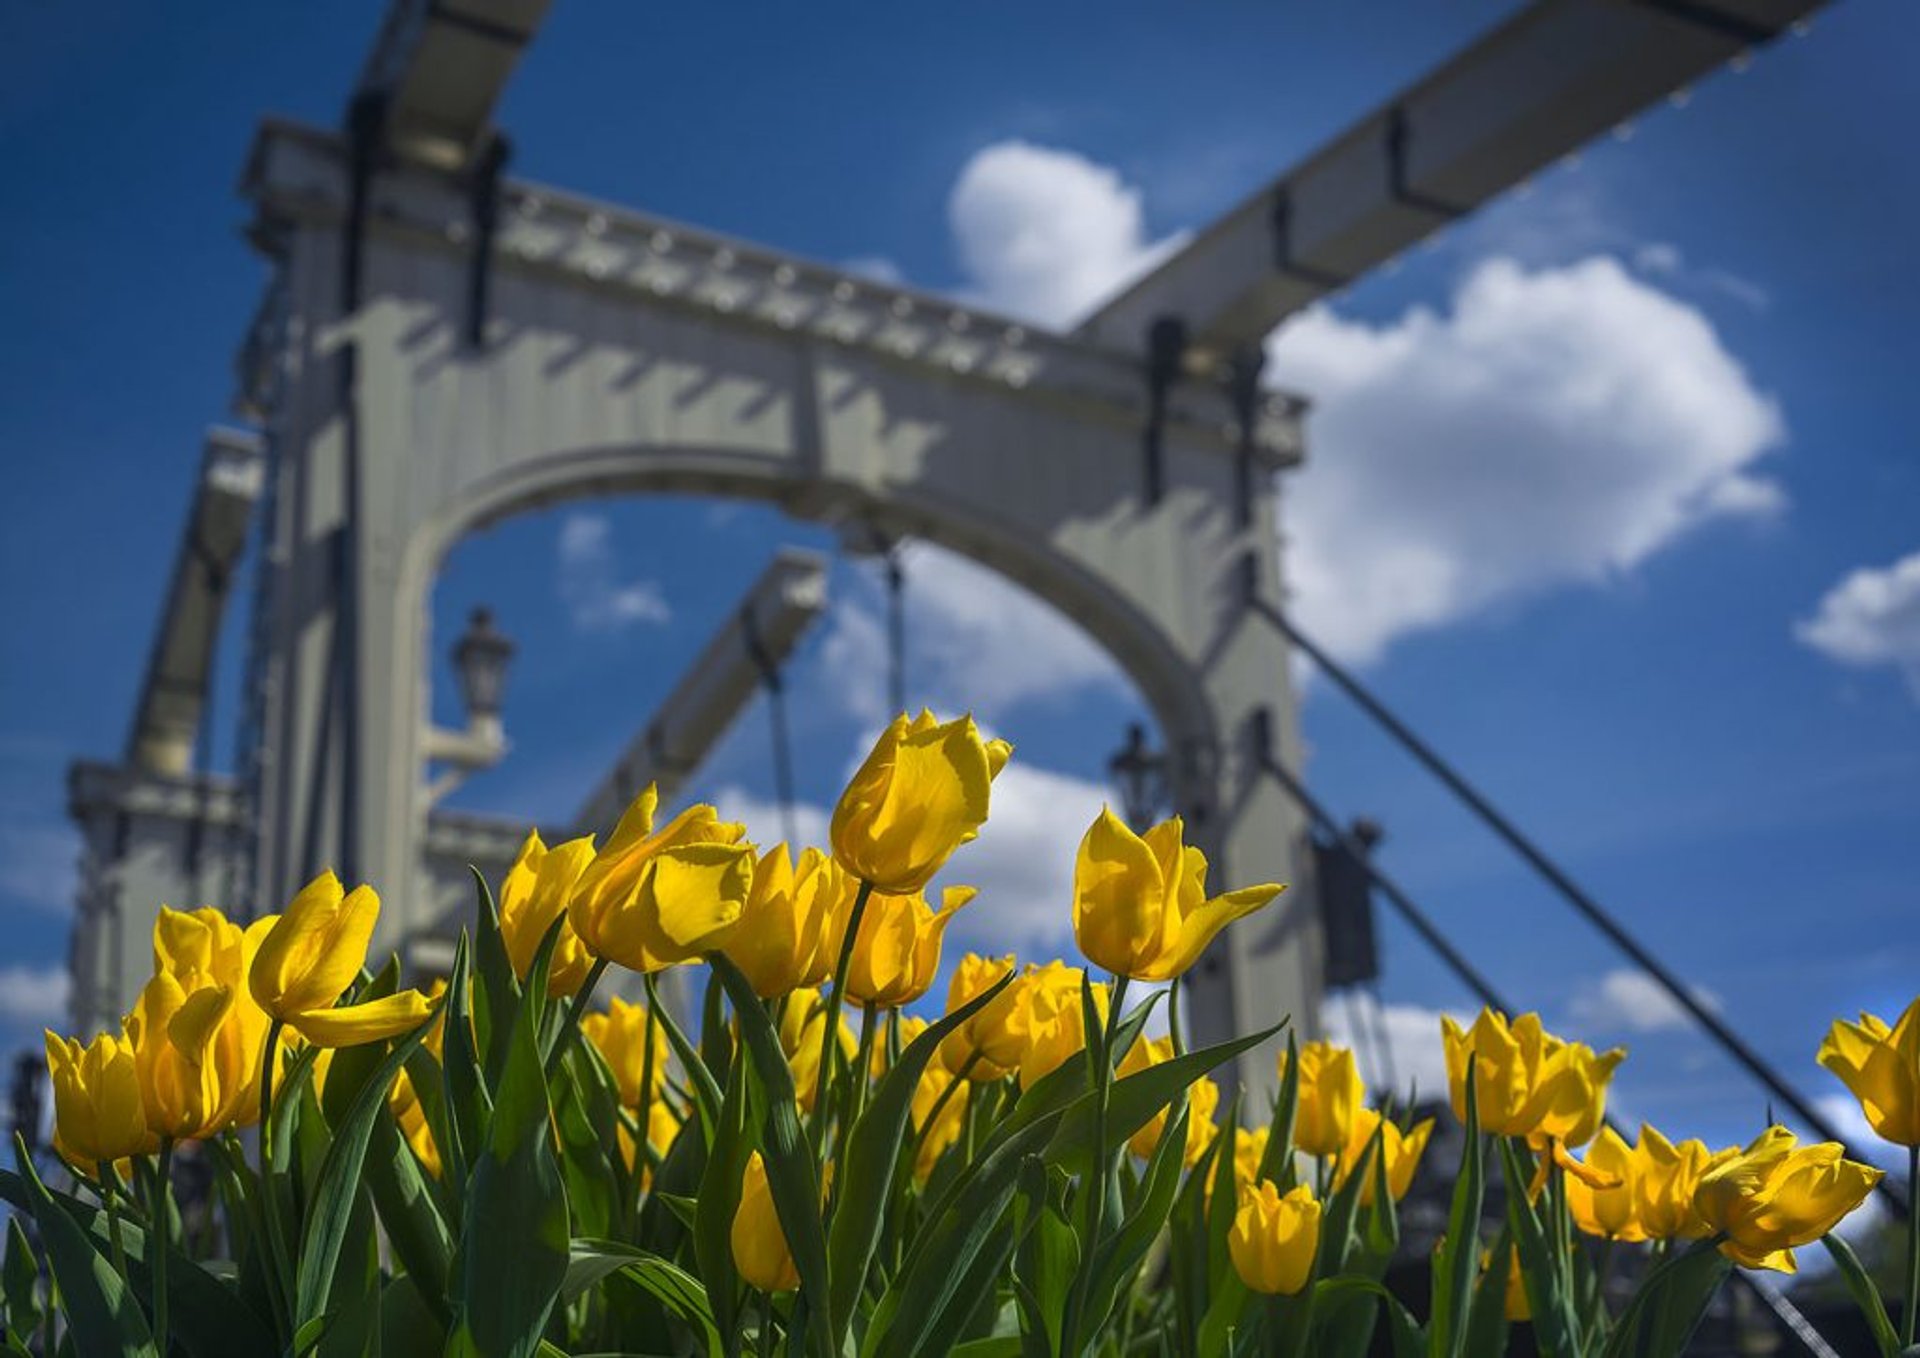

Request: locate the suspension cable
(740, 604), (798, 848)
(1251, 598), (1908, 1214)
(883, 543), (906, 715)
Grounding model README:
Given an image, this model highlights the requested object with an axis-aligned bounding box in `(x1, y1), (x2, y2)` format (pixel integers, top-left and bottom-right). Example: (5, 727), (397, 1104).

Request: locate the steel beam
(571, 548), (829, 838)
(1078, 0), (1826, 360)
(125, 429), (263, 776)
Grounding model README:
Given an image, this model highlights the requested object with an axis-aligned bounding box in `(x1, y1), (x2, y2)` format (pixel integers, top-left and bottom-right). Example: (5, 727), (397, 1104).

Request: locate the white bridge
(67, 0), (1819, 1097)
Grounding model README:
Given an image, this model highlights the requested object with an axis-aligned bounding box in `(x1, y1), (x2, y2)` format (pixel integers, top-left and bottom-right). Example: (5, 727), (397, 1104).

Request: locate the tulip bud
(1818, 997), (1920, 1147)
(1279, 1041), (1363, 1158)
(722, 844), (839, 998)
(44, 1028), (152, 1170)
(1228, 1181), (1320, 1296)
(1071, 809), (1283, 982)
(732, 1151), (800, 1292)
(498, 831), (599, 998)
(835, 885), (973, 1009)
(830, 711), (1010, 894)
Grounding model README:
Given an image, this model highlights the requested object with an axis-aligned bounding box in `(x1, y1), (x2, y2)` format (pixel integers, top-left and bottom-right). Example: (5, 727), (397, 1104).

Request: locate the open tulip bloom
(8, 721), (1908, 1358)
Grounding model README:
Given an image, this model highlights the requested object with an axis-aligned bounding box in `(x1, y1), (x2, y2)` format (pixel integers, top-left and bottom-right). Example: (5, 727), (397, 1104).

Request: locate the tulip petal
(1155, 883), (1285, 983)
(291, 990), (435, 1047)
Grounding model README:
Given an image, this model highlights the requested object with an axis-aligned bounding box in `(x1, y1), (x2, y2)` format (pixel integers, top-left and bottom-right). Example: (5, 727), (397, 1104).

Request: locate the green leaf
(825, 965), (1016, 1345)
(1429, 1056), (1483, 1358)
(362, 1107), (454, 1321)
(692, 1041), (751, 1353)
(10, 1137), (156, 1357)
(1045, 1021), (1287, 1173)
(1460, 1229), (1511, 1358)
(293, 1012), (437, 1330)
(645, 971), (725, 1139)
(1313, 1277), (1424, 1358)
(1086, 1096), (1191, 1325)
(378, 1273), (446, 1355)
(707, 954), (830, 1358)
(447, 970), (572, 1358)
(440, 929), (489, 1190)
(1257, 1030), (1301, 1191)
(467, 863), (522, 1089)
(1822, 1234), (1902, 1358)
(1600, 1236), (1729, 1358)
(590, 1247), (724, 1357)
(3, 1215), (41, 1341)
(1495, 1138), (1580, 1358)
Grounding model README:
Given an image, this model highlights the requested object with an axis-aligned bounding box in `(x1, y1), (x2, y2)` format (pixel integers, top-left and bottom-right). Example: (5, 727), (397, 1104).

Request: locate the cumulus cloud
(1268, 256), (1787, 665)
(810, 545), (1128, 724)
(948, 140), (1185, 327)
(555, 513), (671, 633)
(1565, 967), (1720, 1035)
(1631, 241), (1771, 312)
(1794, 549), (1920, 697)
(0, 962), (70, 1027)
(710, 785), (830, 854)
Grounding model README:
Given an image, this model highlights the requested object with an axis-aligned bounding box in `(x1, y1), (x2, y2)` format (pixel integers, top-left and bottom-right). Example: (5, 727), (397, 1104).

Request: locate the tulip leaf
(361, 1108), (453, 1322)
(1599, 1235), (1728, 1358)
(4, 1215), (41, 1342)
(467, 863), (522, 1088)
(1107, 986), (1167, 1073)
(1258, 1031), (1302, 1190)
(10, 1137), (157, 1358)
(1086, 1095), (1191, 1329)
(826, 967), (1016, 1346)
(707, 953), (832, 1358)
(1494, 1137), (1580, 1358)
(1822, 1234), (1902, 1358)
(551, 1044), (626, 1243)
(567, 1241), (722, 1356)
(294, 1012), (437, 1331)
(1044, 1020), (1286, 1174)
(1461, 1229), (1511, 1358)
(440, 929), (489, 1190)
(1313, 1277), (1424, 1358)
(644, 971), (725, 1139)
(447, 964), (572, 1358)
(691, 1043), (751, 1352)
(1429, 1056), (1482, 1358)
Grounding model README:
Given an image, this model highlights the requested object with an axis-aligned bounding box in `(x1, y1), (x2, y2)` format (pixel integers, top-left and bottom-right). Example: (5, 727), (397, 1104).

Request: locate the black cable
(741, 605), (798, 848)
(884, 546), (906, 715)
(1254, 599), (1909, 1214)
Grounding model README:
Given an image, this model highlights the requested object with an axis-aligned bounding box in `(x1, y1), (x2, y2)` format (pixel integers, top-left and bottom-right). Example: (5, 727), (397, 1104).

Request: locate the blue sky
(3, 1), (1916, 1171)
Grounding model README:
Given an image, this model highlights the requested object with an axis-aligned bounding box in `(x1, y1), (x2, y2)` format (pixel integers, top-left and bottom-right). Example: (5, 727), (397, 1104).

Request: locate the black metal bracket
(1639, 0), (1784, 47)
(341, 91), (387, 314)
(1142, 316), (1187, 507)
(1386, 105), (1471, 221)
(1269, 187), (1349, 291)
(427, 0), (534, 48)
(1226, 345), (1266, 530)
(466, 131), (512, 349)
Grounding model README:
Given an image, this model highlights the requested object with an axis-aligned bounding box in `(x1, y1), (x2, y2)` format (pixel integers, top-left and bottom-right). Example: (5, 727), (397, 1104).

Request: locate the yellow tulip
(1440, 1009), (1622, 1147)
(872, 1016), (930, 1081)
(993, 961), (1108, 1088)
(1818, 997), (1920, 1147)
(836, 885), (973, 1009)
(1279, 1041), (1364, 1158)
(249, 874), (435, 1046)
(44, 1028), (153, 1170)
(723, 844), (839, 998)
(1234, 1124), (1272, 1187)
(151, 907), (275, 1127)
(829, 711), (1011, 894)
(580, 996), (671, 1109)
(1228, 1181), (1320, 1296)
(938, 952), (1021, 1081)
(732, 1150), (800, 1292)
(1565, 1125), (1644, 1241)
(1632, 1127), (1726, 1240)
(1071, 808), (1283, 983)
(1333, 1108), (1434, 1205)
(570, 839), (755, 975)
(1118, 1036), (1219, 1167)
(1480, 1246), (1529, 1322)
(385, 981), (449, 1177)
(126, 971), (246, 1141)
(780, 988), (856, 1113)
(498, 831), (599, 998)
(1692, 1125), (1883, 1271)
(578, 784), (748, 906)
(910, 1064), (970, 1181)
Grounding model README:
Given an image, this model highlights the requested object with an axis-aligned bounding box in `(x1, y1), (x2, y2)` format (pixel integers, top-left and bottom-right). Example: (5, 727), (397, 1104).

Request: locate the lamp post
(1108, 721), (1168, 833)
(424, 606), (514, 805)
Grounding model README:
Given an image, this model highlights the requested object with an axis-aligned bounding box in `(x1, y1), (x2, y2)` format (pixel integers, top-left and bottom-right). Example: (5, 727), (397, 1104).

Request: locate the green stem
(1167, 977), (1184, 1057)
(151, 1139), (173, 1357)
(255, 1019), (295, 1333)
(756, 1286), (775, 1358)
(635, 997), (658, 1214)
(1905, 1142), (1918, 1346)
(847, 1005), (878, 1134)
(811, 879), (874, 1155)
(543, 955), (610, 1081)
(100, 1174), (130, 1290)
(1066, 972), (1129, 1354)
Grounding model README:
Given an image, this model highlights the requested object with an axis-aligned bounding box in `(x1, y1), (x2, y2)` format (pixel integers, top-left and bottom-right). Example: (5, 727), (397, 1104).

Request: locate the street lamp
(424, 605), (515, 805)
(1108, 721), (1168, 832)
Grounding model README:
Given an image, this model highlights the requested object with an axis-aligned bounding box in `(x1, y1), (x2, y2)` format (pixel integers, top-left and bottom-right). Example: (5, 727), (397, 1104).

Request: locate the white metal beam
(1078, 0), (1826, 359)
(126, 429), (263, 776)
(571, 548), (829, 838)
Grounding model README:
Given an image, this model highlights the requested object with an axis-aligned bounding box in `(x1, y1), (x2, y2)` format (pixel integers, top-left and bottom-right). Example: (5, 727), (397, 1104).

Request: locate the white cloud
(0, 963), (70, 1027)
(1565, 967), (1720, 1035)
(809, 545), (1128, 724)
(1268, 256), (1787, 665)
(1322, 995), (1466, 1109)
(1631, 241), (1770, 312)
(555, 513), (671, 633)
(948, 140), (1185, 328)
(940, 761), (1111, 958)
(710, 785), (830, 853)
(1795, 549), (1920, 697)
